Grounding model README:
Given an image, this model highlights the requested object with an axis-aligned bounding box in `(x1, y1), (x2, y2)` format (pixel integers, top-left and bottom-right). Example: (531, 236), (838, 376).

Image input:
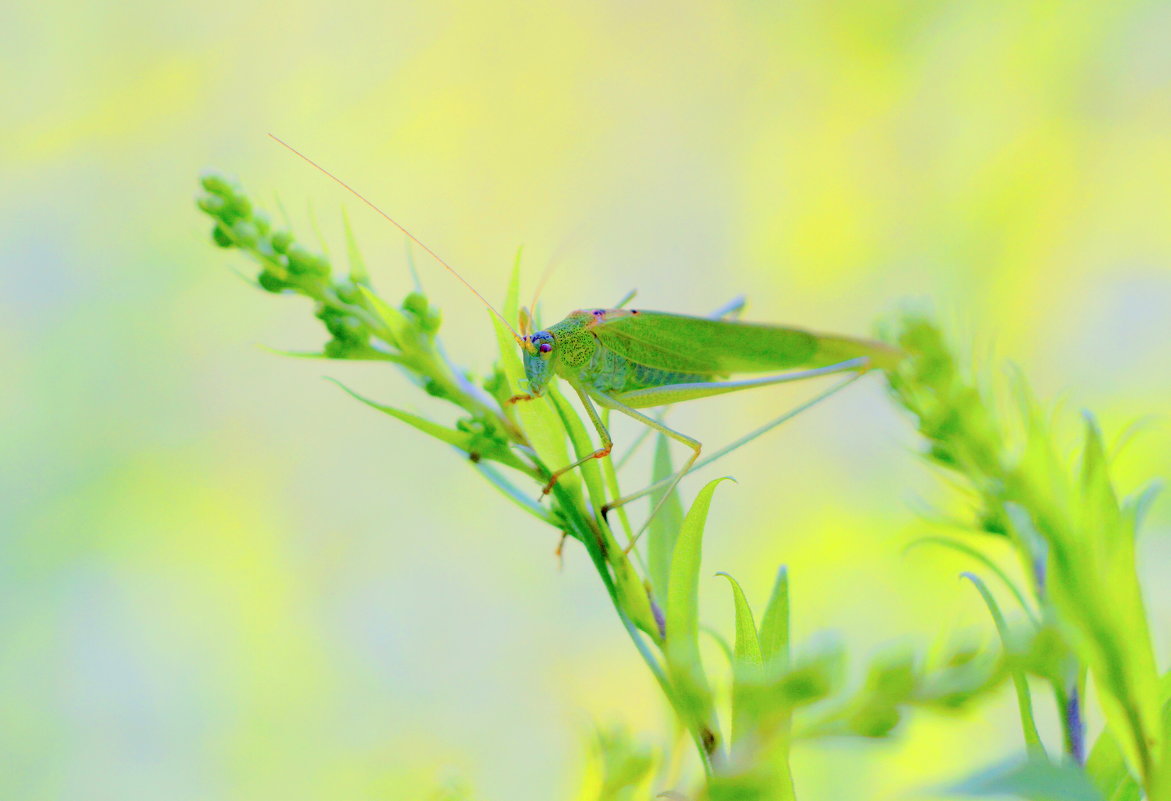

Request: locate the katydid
(512, 307), (900, 538)
(269, 135), (901, 539)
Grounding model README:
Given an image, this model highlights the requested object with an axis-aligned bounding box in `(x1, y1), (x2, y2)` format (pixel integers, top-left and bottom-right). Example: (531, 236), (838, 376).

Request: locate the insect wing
(593, 312), (820, 374)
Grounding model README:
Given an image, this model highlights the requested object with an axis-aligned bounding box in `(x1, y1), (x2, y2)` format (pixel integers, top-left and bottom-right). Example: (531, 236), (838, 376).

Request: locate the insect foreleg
(539, 384), (615, 496)
(590, 394), (703, 551)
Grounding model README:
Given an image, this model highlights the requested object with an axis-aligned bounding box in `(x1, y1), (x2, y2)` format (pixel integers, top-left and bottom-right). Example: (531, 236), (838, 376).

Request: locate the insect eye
(539, 343), (552, 354)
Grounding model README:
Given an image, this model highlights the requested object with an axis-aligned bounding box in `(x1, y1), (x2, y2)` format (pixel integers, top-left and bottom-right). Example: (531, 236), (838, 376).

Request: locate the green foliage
(199, 176), (1165, 801)
(883, 311), (1167, 799)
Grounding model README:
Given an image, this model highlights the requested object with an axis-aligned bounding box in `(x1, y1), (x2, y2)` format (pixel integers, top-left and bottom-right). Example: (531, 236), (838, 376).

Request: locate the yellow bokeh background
(5, 1), (1170, 798)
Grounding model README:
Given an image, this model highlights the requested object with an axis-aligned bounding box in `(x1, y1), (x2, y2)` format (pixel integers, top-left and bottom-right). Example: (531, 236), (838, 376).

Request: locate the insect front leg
(539, 384), (615, 496)
(591, 394), (703, 550)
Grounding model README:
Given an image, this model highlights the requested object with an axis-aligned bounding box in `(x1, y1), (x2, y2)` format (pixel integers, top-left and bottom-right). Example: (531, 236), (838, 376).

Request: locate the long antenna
(268, 134), (524, 343)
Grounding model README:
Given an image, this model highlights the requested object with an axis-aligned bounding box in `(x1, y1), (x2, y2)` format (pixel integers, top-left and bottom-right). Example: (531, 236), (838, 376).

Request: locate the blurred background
(4, 0), (1170, 798)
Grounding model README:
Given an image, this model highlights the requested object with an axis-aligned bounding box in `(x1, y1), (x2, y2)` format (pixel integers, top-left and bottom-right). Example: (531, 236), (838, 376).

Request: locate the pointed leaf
(357, 285), (411, 350)
(665, 477), (733, 757)
(759, 565), (791, 671)
(549, 386), (607, 513)
(717, 572), (764, 747)
(647, 432), (685, 605)
(341, 207), (369, 285)
(329, 379), (476, 451)
(962, 572), (1046, 758)
(907, 536), (1037, 624)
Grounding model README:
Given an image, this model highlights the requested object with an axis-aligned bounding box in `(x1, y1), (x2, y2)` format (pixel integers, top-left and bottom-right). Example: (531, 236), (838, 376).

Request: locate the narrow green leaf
(1063, 416), (1161, 784)
(259, 344), (397, 362)
(1146, 671), (1171, 801)
(717, 573), (763, 670)
(717, 572), (764, 747)
(329, 378), (476, 451)
(665, 477), (734, 759)
(357, 285), (411, 349)
(962, 572), (1046, 758)
(759, 566), (791, 671)
(647, 431), (685, 606)
(549, 386), (607, 514)
(1087, 727), (1141, 801)
(341, 207), (369, 285)
(1123, 480), (1163, 538)
(472, 462), (558, 524)
(907, 536), (1038, 624)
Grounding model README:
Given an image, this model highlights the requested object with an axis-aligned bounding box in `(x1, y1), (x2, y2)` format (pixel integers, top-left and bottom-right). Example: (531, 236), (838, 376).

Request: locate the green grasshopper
(512, 306), (900, 532)
(270, 135), (901, 537)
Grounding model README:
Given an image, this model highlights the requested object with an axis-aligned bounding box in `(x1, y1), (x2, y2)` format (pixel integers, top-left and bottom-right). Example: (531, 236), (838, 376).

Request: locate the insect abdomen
(581, 345), (708, 393)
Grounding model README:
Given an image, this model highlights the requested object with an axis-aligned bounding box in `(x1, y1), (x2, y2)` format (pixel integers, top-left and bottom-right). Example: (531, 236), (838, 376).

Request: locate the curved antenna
(268, 134), (524, 343)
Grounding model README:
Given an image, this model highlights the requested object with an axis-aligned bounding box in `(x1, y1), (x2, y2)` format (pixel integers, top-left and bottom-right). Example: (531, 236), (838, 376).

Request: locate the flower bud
(270, 230), (294, 254)
(402, 291), (441, 334)
(258, 270), (293, 293)
(334, 280), (363, 305)
(232, 220), (259, 248)
(197, 194), (225, 216)
(200, 171), (235, 197)
(252, 210), (271, 235)
(287, 244), (330, 278)
(212, 224), (235, 248)
(225, 194), (252, 220)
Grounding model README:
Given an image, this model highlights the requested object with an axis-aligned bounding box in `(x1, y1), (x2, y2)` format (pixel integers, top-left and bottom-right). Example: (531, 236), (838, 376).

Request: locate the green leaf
(1123, 480), (1163, 538)
(759, 565), (791, 672)
(357, 285), (412, 350)
(716, 572), (764, 747)
(341, 207), (369, 285)
(962, 572), (1046, 758)
(951, 758), (1106, 801)
(665, 477), (733, 759)
(1146, 671), (1171, 801)
(548, 386), (607, 514)
(329, 379), (476, 450)
(906, 536), (1037, 624)
(647, 432), (685, 606)
(472, 462), (558, 524)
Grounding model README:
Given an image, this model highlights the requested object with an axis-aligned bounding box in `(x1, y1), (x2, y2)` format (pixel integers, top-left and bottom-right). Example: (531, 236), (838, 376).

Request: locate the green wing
(593, 311), (898, 374)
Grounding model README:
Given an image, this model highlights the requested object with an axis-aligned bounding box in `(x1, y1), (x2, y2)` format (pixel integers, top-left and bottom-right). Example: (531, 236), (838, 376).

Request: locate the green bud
(334, 280), (363, 305)
(225, 193), (253, 220)
(323, 339), (350, 358)
(197, 194), (226, 216)
(287, 244), (330, 278)
(850, 704), (901, 737)
(258, 270), (293, 293)
(252, 210), (271, 235)
(270, 230), (294, 254)
(212, 224), (234, 248)
(863, 651), (917, 704)
(200, 171), (235, 197)
(232, 220), (259, 248)
(402, 291), (441, 334)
